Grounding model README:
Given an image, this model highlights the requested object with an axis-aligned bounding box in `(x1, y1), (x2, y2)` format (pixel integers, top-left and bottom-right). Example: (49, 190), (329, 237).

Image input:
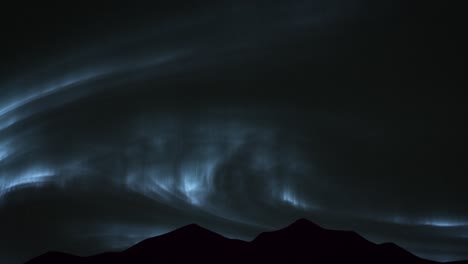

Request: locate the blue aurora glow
(0, 1), (466, 263)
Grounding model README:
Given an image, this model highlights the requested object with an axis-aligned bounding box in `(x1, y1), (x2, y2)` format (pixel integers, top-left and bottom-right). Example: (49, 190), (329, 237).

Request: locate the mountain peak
(141, 222), (228, 243)
(288, 218), (323, 229)
(26, 219), (461, 264)
(123, 223), (227, 256)
(177, 223), (205, 231)
(253, 218), (324, 244)
(168, 223), (220, 236)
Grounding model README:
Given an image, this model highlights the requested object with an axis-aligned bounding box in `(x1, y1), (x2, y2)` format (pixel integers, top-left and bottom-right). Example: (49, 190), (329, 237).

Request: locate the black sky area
(0, 1), (466, 263)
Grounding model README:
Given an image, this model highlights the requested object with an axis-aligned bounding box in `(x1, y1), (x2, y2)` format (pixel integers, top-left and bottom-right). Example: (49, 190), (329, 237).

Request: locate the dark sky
(0, 1), (466, 263)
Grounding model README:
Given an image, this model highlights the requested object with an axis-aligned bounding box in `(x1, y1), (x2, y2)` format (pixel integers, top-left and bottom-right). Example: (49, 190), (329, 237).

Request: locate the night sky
(0, 1), (466, 263)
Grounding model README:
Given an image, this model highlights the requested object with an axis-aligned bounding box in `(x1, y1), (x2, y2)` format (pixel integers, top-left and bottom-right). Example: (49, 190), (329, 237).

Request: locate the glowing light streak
(280, 187), (310, 209)
(0, 167), (55, 197)
(0, 71), (104, 118)
(421, 219), (468, 228)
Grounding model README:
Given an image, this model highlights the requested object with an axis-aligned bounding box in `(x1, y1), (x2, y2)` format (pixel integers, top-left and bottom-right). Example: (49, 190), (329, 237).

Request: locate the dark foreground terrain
(26, 219), (467, 264)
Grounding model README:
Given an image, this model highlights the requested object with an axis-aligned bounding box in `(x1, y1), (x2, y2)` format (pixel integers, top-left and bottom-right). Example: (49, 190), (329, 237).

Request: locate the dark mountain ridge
(26, 218), (467, 264)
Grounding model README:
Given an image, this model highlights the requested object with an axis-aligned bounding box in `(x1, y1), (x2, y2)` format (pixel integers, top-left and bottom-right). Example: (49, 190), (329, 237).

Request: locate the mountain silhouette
(25, 218), (467, 264)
